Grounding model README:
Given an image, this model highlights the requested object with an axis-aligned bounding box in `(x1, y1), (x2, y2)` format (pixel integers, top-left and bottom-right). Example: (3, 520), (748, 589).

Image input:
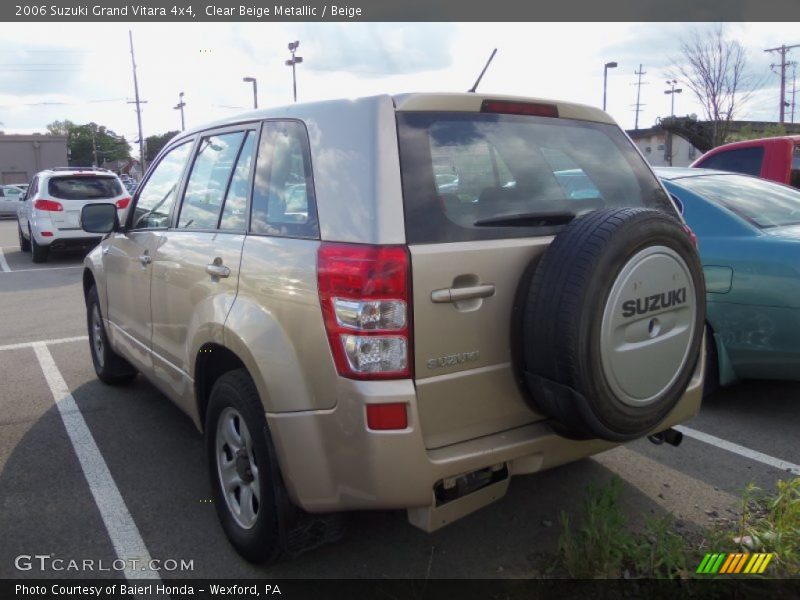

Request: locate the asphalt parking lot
(0, 216), (799, 580)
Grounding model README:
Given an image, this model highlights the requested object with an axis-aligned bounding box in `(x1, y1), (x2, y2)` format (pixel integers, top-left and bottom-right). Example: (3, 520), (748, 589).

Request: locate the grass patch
(556, 475), (800, 578)
(727, 479), (800, 577)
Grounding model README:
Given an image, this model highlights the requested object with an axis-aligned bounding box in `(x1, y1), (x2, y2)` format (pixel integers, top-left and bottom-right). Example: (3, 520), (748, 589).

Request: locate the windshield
(48, 176), (123, 200)
(397, 111), (673, 243)
(676, 173), (800, 229)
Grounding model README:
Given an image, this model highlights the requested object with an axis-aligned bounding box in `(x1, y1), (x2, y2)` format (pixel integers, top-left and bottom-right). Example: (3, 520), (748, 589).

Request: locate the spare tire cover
(521, 207), (705, 442)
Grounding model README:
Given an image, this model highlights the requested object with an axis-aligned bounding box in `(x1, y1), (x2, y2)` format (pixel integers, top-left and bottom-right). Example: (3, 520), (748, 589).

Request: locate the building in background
(627, 125), (700, 167)
(0, 134), (68, 184)
(628, 121), (800, 168)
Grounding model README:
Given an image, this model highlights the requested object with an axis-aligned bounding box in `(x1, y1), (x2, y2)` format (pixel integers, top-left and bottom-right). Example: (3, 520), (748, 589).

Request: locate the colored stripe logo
(696, 553), (773, 574)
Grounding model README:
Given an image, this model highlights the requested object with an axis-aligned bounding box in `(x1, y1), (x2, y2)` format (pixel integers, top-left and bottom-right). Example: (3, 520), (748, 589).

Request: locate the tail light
(33, 199), (63, 212)
(116, 197), (131, 209)
(684, 225), (698, 248)
(318, 243), (412, 380)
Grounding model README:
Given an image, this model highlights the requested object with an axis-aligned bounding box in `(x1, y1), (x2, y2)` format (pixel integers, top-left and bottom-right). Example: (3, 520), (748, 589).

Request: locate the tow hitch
(648, 427), (683, 447)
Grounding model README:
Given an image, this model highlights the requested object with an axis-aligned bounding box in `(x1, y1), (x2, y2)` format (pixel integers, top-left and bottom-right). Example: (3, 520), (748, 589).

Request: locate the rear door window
(219, 132), (256, 231)
(178, 131), (245, 230)
(697, 146), (764, 177)
(48, 176), (122, 200)
(397, 111), (672, 243)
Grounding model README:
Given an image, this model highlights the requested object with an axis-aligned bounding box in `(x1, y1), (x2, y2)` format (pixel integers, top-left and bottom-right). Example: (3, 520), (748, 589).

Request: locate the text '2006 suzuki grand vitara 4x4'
(80, 93), (706, 563)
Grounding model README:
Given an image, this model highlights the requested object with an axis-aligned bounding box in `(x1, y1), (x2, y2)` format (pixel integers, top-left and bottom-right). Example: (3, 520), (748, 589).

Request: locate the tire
(18, 223), (30, 252)
(30, 228), (48, 263)
(703, 324), (720, 398)
(521, 207), (706, 442)
(205, 369), (287, 564)
(86, 285), (138, 384)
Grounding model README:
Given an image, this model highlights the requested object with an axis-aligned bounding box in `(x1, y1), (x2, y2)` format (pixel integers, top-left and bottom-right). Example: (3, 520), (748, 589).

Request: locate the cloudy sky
(0, 21), (798, 145)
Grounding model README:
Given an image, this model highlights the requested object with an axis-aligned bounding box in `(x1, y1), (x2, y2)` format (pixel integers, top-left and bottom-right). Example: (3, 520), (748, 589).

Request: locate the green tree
(727, 122), (788, 142)
(47, 120), (131, 167)
(144, 131), (180, 162)
(46, 120), (75, 136)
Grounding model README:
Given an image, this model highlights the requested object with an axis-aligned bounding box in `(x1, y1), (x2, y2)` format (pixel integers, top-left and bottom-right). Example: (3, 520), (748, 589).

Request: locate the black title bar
(4, 0), (800, 22)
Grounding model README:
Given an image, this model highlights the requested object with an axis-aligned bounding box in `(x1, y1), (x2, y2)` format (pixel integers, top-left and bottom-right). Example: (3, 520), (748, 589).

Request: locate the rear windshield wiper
(473, 210), (576, 227)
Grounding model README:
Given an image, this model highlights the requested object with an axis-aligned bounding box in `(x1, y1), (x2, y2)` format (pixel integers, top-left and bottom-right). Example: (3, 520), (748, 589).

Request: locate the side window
(790, 145), (800, 189)
(178, 131), (245, 230)
(132, 142), (192, 230)
(698, 147), (764, 177)
(250, 121), (319, 238)
(220, 132), (255, 231)
(26, 177), (38, 200)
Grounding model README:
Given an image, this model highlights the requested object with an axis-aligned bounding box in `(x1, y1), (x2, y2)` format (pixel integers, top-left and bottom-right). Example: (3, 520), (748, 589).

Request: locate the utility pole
(632, 64), (647, 130)
(173, 92), (186, 131)
(91, 126), (98, 167)
(128, 30), (147, 172)
(765, 43), (800, 123)
(791, 62), (798, 123)
(286, 41), (303, 102)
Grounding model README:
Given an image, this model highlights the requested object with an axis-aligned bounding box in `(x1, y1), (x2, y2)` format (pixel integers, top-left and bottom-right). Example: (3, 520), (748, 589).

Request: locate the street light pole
(603, 61), (617, 111)
(664, 79), (682, 117)
(173, 92), (186, 131)
(242, 77), (258, 109)
(286, 41), (303, 102)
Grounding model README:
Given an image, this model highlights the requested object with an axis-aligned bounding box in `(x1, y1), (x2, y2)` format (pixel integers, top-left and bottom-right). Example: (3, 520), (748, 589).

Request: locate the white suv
(17, 168), (130, 263)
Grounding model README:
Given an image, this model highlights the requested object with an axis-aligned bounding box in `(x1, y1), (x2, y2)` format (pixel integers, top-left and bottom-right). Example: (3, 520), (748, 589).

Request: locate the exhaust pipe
(648, 428), (683, 447)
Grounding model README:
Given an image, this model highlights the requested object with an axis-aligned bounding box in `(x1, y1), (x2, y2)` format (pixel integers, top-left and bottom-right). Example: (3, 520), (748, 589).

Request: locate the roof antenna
(468, 48), (497, 93)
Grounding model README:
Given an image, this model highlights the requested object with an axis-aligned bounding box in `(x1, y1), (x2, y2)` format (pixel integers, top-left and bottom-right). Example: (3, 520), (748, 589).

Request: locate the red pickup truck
(691, 135), (800, 188)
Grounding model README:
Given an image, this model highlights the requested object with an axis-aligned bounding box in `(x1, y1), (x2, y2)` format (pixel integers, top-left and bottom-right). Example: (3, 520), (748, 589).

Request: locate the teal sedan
(656, 168), (800, 392)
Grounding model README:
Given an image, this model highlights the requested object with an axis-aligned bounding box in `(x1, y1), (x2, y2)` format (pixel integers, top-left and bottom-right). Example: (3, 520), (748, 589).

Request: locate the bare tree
(671, 26), (757, 148)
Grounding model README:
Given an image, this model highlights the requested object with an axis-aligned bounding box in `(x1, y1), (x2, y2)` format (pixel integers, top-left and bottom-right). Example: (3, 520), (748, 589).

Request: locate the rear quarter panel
(224, 235), (338, 413)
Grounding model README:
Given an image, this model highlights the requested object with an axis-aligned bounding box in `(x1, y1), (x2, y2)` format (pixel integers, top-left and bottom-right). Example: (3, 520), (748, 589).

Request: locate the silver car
(0, 185), (24, 218)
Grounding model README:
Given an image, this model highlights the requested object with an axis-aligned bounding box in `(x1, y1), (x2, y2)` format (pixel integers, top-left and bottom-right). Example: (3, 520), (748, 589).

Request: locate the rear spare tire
(521, 207), (705, 442)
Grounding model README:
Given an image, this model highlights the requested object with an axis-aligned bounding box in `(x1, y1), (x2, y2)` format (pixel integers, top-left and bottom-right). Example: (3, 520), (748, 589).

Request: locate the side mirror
(81, 203), (118, 234)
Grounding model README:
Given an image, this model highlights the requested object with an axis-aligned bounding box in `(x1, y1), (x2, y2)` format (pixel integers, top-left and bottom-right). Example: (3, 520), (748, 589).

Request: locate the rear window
(397, 112), (673, 243)
(696, 146), (764, 177)
(48, 176), (123, 200)
(675, 173), (800, 229)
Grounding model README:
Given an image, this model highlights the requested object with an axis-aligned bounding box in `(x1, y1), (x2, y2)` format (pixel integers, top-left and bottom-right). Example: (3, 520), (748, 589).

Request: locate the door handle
(431, 284), (495, 303)
(206, 263), (231, 279)
(138, 254), (151, 266)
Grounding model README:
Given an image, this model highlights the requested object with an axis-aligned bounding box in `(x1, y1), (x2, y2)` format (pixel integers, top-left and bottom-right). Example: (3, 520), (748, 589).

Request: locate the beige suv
(80, 93), (706, 563)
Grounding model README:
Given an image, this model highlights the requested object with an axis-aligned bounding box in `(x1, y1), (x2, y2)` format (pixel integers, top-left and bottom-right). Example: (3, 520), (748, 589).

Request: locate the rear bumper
(267, 345), (705, 523)
(34, 230), (103, 250)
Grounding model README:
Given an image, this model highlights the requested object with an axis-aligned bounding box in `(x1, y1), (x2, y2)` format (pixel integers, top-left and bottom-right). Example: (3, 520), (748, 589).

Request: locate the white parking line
(0, 335), (87, 352)
(676, 425), (800, 476)
(32, 342), (161, 581)
(0, 248), (9, 272)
